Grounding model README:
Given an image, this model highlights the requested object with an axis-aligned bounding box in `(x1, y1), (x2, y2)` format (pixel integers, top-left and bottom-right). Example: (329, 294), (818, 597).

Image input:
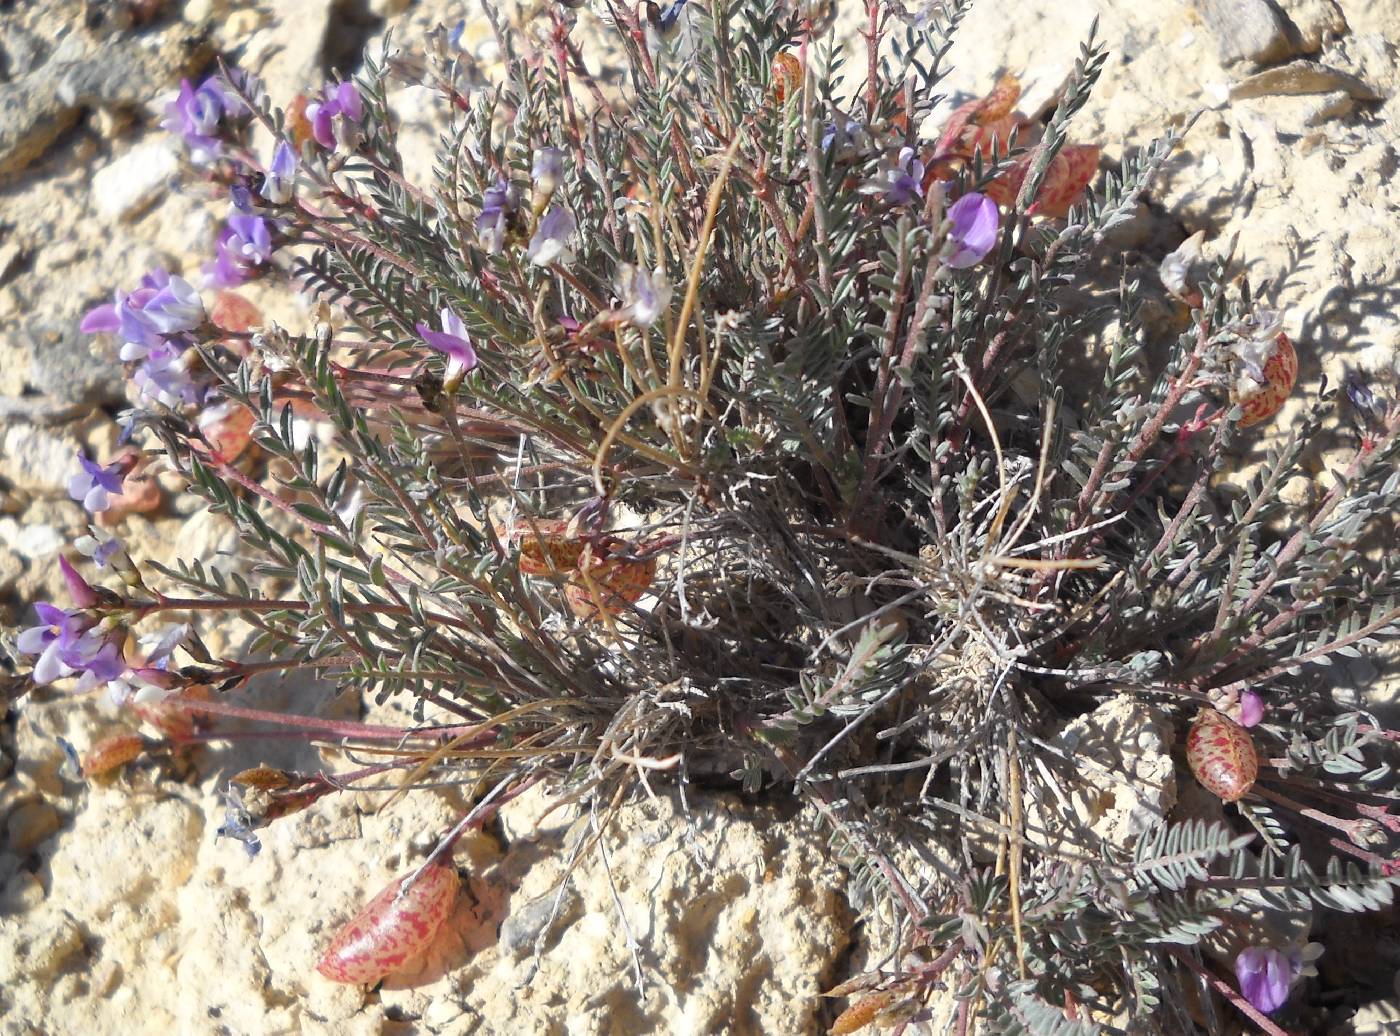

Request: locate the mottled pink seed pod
(81, 732), (146, 776)
(1187, 708), (1259, 803)
(315, 862), (459, 985)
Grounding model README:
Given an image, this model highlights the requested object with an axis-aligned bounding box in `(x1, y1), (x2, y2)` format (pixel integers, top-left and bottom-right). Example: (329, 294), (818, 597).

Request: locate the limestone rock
(1194, 0), (1296, 66)
(1028, 695), (1178, 853)
(1278, 0), (1348, 51)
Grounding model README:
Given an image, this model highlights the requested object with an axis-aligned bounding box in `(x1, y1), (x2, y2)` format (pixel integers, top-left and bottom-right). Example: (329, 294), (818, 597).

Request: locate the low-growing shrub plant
(8, 1), (1400, 1031)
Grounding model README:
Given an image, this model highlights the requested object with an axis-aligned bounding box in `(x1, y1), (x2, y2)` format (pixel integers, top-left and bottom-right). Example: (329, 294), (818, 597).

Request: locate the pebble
(7, 800), (61, 855)
(1193, 0), (1294, 66)
(90, 142), (180, 222)
(1230, 60), (1382, 100)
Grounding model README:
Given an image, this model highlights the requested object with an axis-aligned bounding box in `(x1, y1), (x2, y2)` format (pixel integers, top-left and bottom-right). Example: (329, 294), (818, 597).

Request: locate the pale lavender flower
(226, 213), (274, 265)
(416, 307), (478, 382)
(144, 275), (205, 334)
(261, 140), (297, 204)
(527, 206), (576, 267)
(532, 147), (565, 195)
(616, 265), (672, 328)
(116, 288), (165, 358)
(80, 270), (171, 338)
(942, 192), (1000, 269)
(203, 226), (255, 288)
(306, 80), (364, 151)
(68, 453), (125, 513)
(17, 557), (124, 690)
(861, 147), (925, 206)
(477, 178), (518, 254)
(133, 344), (200, 408)
(108, 625), (186, 706)
(1235, 946), (1299, 1014)
(76, 529), (121, 569)
(17, 602), (93, 685)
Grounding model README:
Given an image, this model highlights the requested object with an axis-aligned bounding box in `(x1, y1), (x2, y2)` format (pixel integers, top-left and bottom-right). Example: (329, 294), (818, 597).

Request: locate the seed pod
(198, 400), (257, 464)
(1236, 332), (1298, 428)
(771, 52), (802, 105)
(565, 552), (657, 622)
(506, 517), (586, 577)
(1186, 708), (1258, 802)
(830, 989), (900, 1035)
(210, 291), (264, 337)
(82, 732), (146, 776)
(131, 684), (212, 743)
(984, 145), (1100, 218)
(316, 862), (459, 985)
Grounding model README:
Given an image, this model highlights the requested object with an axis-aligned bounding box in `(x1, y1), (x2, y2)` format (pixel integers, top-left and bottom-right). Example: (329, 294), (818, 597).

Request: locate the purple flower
(69, 453), (125, 513)
(306, 80), (364, 151)
(942, 192), (1000, 269)
(1236, 691), (1265, 728)
(76, 530), (121, 568)
(17, 603), (94, 685)
(1235, 946), (1299, 1014)
(144, 275), (205, 334)
(116, 288), (165, 358)
(532, 147), (565, 195)
(416, 307), (478, 382)
(527, 206), (576, 267)
(59, 555), (100, 609)
(261, 140), (297, 204)
(477, 178), (518, 254)
(229, 182), (256, 214)
(133, 343), (200, 408)
(615, 265), (672, 328)
(80, 297), (121, 335)
(226, 214), (274, 265)
(203, 226), (254, 288)
(162, 76), (229, 164)
(861, 147), (925, 206)
(17, 570), (124, 690)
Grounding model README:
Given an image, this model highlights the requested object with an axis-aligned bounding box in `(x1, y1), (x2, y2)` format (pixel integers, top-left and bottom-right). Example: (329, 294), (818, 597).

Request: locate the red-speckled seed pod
(505, 518), (586, 577)
(316, 862), (459, 985)
(1186, 708), (1259, 802)
(1236, 332), (1298, 428)
(984, 145), (1100, 219)
(771, 52), (802, 105)
(565, 553), (657, 622)
(82, 732), (146, 776)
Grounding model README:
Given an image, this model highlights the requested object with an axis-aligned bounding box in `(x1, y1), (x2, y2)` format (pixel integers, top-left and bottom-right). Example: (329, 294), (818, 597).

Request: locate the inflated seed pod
(1186, 708), (1258, 803)
(506, 517), (586, 577)
(210, 291), (264, 338)
(771, 52), (802, 105)
(984, 145), (1101, 219)
(197, 400), (256, 464)
(316, 862), (460, 985)
(565, 552), (657, 622)
(82, 732), (146, 776)
(1236, 332), (1298, 428)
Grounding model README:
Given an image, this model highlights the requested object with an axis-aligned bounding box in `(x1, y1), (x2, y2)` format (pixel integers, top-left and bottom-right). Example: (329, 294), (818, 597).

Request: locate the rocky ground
(1, 0), (1398, 1033)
